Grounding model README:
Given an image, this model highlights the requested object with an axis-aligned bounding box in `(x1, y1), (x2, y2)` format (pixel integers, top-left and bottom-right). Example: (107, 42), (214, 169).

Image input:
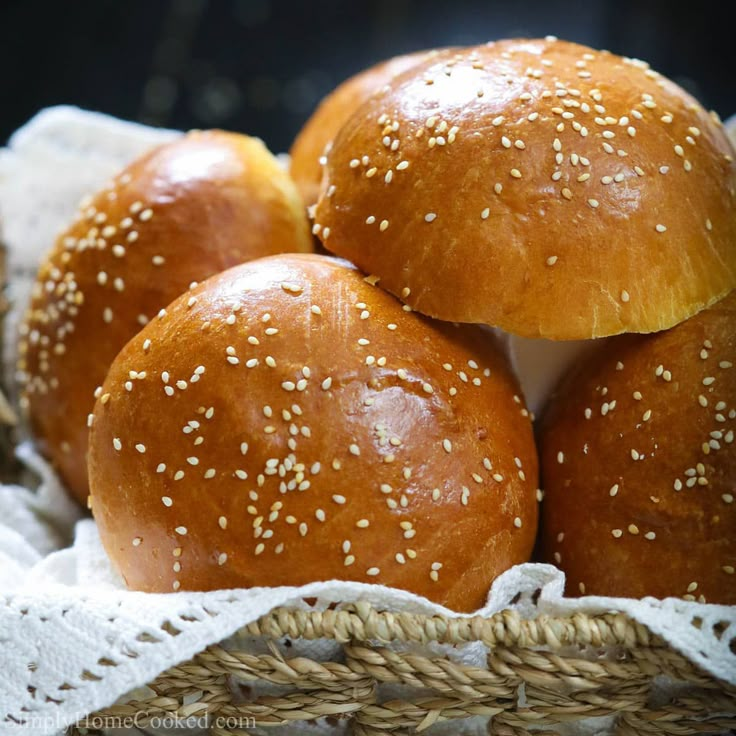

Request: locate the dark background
(0, 0), (733, 153)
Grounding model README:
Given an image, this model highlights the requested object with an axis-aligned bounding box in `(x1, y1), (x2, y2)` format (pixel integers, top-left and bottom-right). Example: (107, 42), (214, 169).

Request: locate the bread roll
(88, 254), (538, 611)
(539, 290), (735, 603)
(289, 50), (436, 206)
(17, 131), (312, 503)
(313, 38), (736, 339)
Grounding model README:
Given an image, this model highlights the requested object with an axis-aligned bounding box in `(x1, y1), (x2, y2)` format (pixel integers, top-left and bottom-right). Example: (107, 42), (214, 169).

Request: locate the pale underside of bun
(17, 130), (312, 502)
(539, 289), (735, 604)
(88, 254), (538, 612)
(314, 38), (736, 340)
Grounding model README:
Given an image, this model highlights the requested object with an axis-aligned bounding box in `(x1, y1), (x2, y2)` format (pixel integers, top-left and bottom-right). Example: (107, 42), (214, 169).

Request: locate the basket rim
(243, 603), (661, 649)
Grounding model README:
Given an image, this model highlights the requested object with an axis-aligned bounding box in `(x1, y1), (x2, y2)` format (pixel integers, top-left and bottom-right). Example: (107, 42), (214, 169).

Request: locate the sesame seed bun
(18, 131), (312, 504)
(313, 38), (736, 340)
(539, 289), (736, 603)
(87, 254), (538, 611)
(289, 50), (440, 206)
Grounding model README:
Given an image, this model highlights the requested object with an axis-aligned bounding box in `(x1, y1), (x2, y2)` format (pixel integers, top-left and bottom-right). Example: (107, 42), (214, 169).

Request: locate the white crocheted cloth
(0, 107), (735, 736)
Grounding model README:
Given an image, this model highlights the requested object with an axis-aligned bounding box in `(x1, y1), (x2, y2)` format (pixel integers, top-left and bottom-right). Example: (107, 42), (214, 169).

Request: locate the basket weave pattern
(72, 604), (736, 735)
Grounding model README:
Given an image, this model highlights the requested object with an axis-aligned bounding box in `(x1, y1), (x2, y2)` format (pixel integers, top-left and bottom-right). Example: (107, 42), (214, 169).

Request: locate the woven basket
(69, 603), (736, 735)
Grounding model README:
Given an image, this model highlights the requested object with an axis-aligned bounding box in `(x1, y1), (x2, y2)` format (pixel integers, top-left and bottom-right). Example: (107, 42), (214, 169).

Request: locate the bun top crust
(289, 50), (436, 206)
(18, 131), (312, 502)
(88, 254), (538, 611)
(539, 289), (736, 603)
(314, 38), (736, 339)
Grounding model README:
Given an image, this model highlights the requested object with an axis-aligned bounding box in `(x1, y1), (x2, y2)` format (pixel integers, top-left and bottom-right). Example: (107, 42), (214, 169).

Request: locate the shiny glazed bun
(539, 290), (736, 603)
(88, 254), (538, 611)
(289, 50), (436, 206)
(18, 131), (312, 503)
(313, 38), (736, 339)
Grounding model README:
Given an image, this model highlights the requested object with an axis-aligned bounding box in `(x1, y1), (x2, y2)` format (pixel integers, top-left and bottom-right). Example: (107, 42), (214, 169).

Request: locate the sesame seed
(379, 220), (389, 231)
(610, 484), (619, 497)
(366, 567), (380, 577)
(332, 494), (346, 505)
(612, 529), (623, 538)
(514, 517), (522, 528)
(113, 438), (122, 451)
(621, 290), (630, 303)
(510, 168), (522, 178)
(135, 443), (146, 454)
(424, 212), (437, 222)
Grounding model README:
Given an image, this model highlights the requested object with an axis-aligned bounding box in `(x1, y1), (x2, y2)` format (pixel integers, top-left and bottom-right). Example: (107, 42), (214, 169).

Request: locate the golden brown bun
(539, 290), (736, 603)
(88, 254), (538, 612)
(314, 38), (736, 340)
(289, 50), (437, 206)
(18, 131), (312, 503)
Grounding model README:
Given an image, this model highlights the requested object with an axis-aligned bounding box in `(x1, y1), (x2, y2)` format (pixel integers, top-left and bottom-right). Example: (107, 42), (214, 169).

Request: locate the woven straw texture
(68, 603), (736, 735)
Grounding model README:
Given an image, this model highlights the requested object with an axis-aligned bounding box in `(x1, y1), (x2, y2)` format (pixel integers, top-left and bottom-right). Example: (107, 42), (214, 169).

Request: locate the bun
(18, 131), (312, 503)
(313, 38), (736, 339)
(539, 290), (736, 603)
(289, 50), (437, 206)
(87, 254), (538, 612)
